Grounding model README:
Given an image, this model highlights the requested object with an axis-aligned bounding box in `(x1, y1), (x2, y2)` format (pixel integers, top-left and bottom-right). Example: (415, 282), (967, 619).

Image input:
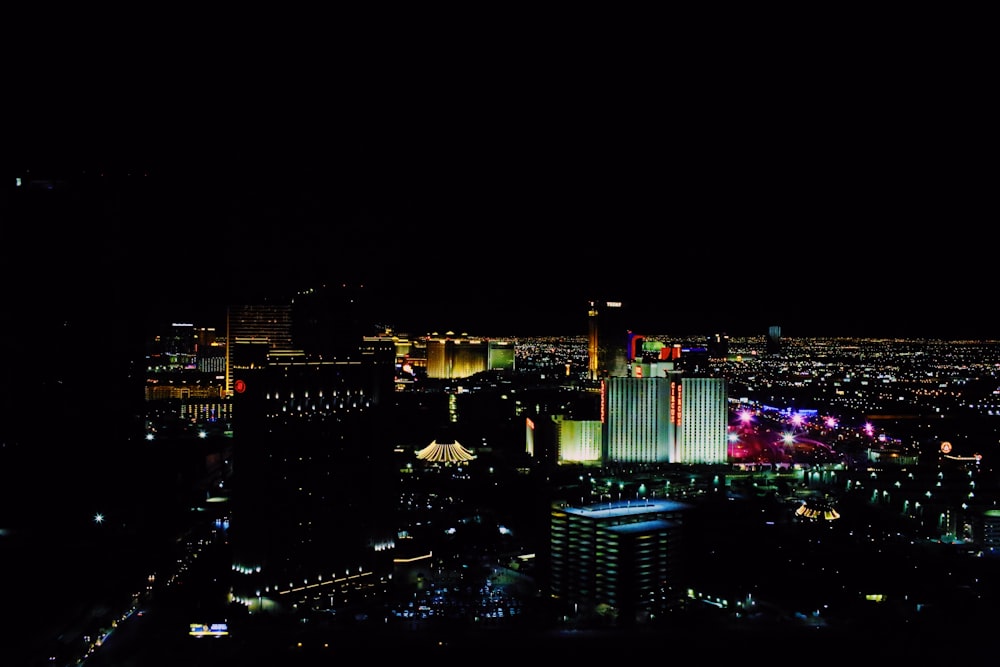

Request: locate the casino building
(551, 299), (729, 466)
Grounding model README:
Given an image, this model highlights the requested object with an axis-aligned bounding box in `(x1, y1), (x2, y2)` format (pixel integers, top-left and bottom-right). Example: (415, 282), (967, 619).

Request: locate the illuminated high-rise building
(223, 302), (296, 396)
(587, 302), (599, 380)
(675, 376), (729, 464)
(603, 377), (675, 463)
(424, 333), (515, 379)
(549, 498), (692, 623)
(552, 414), (603, 464)
(580, 300), (731, 466)
(227, 303), (294, 349)
(587, 299), (630, 380)
(600, 373), (728, 465)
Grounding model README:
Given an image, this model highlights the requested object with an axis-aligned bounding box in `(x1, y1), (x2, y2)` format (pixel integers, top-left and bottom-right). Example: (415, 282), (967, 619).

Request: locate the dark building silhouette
(706, 332), (730, 360)
(228, 354), (399, 613)
(292, 282), (378, 359)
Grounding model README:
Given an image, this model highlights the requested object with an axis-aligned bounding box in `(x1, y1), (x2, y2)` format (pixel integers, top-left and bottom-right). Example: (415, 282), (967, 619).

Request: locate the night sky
(6, 31), (993, 341)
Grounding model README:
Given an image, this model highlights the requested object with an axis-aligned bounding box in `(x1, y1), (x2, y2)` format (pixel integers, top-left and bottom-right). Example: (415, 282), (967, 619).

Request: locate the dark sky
(6, 33), (993, 341)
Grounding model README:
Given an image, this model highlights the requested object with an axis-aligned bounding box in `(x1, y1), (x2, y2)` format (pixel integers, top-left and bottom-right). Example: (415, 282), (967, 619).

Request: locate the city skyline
(6, 26), (997, 665)
(8, 324), (1000, 664)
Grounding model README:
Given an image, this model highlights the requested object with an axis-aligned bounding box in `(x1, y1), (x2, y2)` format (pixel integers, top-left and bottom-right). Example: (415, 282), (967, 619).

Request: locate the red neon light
(600, 381), (606, 423)
(675, 383), (682, 425)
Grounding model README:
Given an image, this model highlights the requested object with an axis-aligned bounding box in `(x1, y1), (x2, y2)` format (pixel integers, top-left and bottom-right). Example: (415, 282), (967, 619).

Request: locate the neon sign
(189, 622), (229, 637)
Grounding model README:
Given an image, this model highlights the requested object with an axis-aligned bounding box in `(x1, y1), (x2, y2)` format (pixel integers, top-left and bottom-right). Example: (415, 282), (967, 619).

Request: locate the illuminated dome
(416, 439), (475, 463)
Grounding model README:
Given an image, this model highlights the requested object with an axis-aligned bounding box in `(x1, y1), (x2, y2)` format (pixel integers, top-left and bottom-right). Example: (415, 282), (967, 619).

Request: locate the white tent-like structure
(794, 497), (841, 521)
(415, 439), (476, 464)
